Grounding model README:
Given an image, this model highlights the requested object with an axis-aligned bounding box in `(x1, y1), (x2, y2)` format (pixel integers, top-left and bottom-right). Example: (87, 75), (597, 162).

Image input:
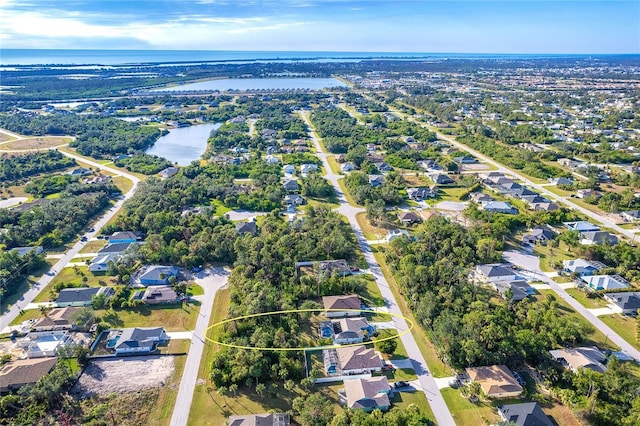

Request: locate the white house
(107, 327), (168, 355)
(562, 259), (607, 276)
(583, 275), (630, 291)
(341, 163), (356, 173)
(300, 163), (318, 175)
(474, 264), (518, 284)
(20, 331), (74, 358)
(265, 155), (279, 165)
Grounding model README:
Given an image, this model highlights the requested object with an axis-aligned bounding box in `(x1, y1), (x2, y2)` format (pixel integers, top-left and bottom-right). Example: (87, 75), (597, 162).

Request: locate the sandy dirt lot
(72, 355), (175, 398)
(1, 137), (69, 151)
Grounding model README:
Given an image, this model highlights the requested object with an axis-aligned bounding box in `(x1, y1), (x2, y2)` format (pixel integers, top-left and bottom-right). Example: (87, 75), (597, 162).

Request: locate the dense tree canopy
(0, 151), (75, 182)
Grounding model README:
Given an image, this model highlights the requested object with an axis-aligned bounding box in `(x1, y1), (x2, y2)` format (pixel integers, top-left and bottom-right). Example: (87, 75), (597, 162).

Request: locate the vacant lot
(1, 136), (70, 150)
(73, 356), (175, 397)
(0, 133), (15, 143)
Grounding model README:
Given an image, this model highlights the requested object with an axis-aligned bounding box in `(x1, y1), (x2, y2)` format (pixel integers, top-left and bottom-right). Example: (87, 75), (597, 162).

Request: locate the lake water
(151, 77), (347, 92)
(146, 123), (220, 165)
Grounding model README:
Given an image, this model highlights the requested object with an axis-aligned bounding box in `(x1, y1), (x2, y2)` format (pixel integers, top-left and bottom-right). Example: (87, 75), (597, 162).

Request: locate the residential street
(300, 112), (457, 426)
(170, 267), (229, 426)
(503, 250), (640, 362)
(375, 107), (638, 242)
(0, 141), (140, 331)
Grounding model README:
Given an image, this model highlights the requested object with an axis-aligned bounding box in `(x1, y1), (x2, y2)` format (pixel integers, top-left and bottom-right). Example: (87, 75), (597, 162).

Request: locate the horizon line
(2, 48), (639, 56)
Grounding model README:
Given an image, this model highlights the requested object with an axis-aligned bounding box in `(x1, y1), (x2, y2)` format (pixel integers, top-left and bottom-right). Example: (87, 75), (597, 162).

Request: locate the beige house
(322, 294), (361, 318)
(227, 413), (290, 426)
(32, 307), (79, 332)
(0, 357), (57, 393)
(324, 345), (383, 376)
(465, 365), (523, 398)
(343, 376), (391, 412)
(142, 285), (178, 304)
(549, 347), (607, 373)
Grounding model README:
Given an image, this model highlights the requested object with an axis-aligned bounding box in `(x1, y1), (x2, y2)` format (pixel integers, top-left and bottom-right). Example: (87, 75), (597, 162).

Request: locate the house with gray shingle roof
(107, 327), (168, 355)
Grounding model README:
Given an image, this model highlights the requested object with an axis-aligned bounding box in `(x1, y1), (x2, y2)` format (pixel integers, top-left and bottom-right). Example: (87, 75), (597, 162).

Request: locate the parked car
(394, 381), (409, 388)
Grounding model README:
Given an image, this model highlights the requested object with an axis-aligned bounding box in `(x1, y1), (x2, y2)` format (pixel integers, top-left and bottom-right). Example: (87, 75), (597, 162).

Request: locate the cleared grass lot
(599, 314), (640, 351)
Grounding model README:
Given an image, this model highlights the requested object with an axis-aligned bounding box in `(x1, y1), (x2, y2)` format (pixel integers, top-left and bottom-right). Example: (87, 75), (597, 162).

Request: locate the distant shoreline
(2, 49), (638, 67)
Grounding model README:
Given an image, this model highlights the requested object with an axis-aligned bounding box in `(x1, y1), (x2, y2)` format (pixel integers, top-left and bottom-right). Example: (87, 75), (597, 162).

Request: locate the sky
(0, 0), (638, 54)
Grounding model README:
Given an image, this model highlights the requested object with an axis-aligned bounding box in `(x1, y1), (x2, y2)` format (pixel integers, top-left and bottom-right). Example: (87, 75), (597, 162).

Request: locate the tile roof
(336, 346), (382, 371)
(343, 376), (390, 410)
(0, 357), (57, 391)
(466, 365), (523, 397)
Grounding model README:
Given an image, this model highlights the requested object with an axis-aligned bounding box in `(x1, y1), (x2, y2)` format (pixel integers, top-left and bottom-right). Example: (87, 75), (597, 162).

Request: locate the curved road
(0, 129), (141, 331)
(299, 112), (456, 426)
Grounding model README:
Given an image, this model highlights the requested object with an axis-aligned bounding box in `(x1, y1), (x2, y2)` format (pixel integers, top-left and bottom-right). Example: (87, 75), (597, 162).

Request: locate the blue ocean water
(0, 49), (604, 66)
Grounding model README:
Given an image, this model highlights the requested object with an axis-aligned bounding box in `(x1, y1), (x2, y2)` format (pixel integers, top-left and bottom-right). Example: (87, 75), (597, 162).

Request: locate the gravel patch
(72, 355), (174, 398)
(435, 201), (468, 211)
(225, 210), (267, 221)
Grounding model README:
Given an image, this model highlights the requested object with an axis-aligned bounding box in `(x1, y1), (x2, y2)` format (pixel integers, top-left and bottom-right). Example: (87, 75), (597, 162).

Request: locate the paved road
(170, 267), (230, 426)
(0, 132), (141, 331)
(378, 106), (637, 242)
(503, 250), (640, 362)
(300, 112), (456, 426)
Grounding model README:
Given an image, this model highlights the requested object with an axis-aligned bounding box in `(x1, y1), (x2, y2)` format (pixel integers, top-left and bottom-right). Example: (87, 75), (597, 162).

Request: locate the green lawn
(326, 155), (341, 174)
(10, 308), (42, 325)
(375, 329), (409, 360)
(34, 266), (113, 302)
(355, 211), (389, 241)
(532, 241), (576, 272)
(306, 197), (340, 210)
(565, 288), (608, 309)
(440, 387), (499, 425)
(211, 199), (232, 216)
(552, 275), (574, 284)
(435, 186), (469, 203)
(79, 239), (107, 253)
(187, 284), (205, 297)
(389, 389), (435, 420)
(337, 178), (359, 207)
(544, 185), (573, 198)
(599, 314), (640, 351)
(96, 301), (201, 331)
(360, 274), (386, 307)
(190, 289), (231, 423)
(381, 367), (418, 382)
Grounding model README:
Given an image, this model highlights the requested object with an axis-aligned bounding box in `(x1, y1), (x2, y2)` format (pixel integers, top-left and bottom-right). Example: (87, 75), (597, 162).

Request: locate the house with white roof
(549, 346), (607, 373)
(562, 259), (607, 276)
(583, 275), (630, 291)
